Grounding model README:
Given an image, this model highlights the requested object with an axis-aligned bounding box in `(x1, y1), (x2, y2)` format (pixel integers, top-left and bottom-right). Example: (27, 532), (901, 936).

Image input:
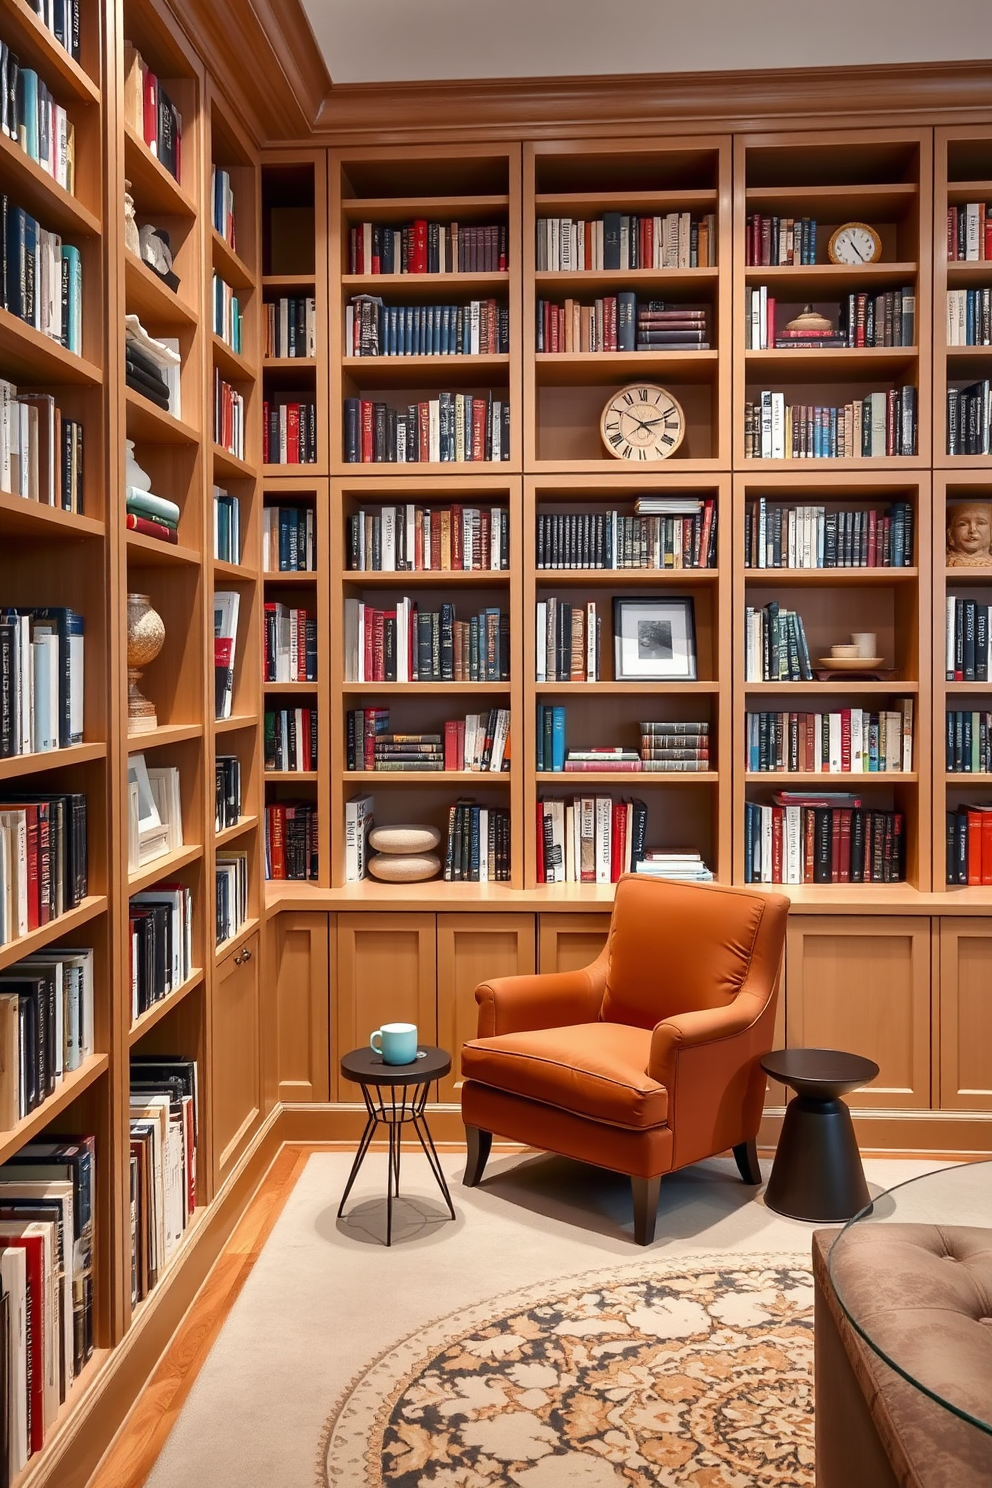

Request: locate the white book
(594, 796), (611, 885)
(478, 807), (489, 882)
(870, 391), (887, 455)
(946, 595), (956, 678)
(828, 713), (842, 773)
(884, 711), (902, 772)
(0, 1245), (28, 1476)
(785, 805), (802, 884)
(760, 804), (774, 882)
(850, 709), (864, 772)
(901, 698), (914, 772)
(344, 795), (373, 882)
(550, 800), (566, 882)
(771, 392), (786, 459)
(0, 812), (27, 938)
(535, 601), (547, 681)
(31, 630), (58, 751)
(565, 802), (577, 882)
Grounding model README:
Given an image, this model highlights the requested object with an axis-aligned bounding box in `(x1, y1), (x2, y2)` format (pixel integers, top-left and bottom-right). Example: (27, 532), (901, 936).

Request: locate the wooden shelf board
(537, 680), (721, 695)
(212, 231), (255, 292)
(745, 347), (918, 378)
(745, 681), (920, 695)
(215, 814), (259, 846)
(262, 681), (317, 694)
(0, 491), (103, 539)
(0, 1052), (109, 1167)
(214, 558), (259, 581)
(0, 307), (102, 386)
(213, 445), (257, 481)
(125, 528), (201, 566)
(341, 194), (509, 214)
(531, 458), (724, 476)
(537, 770), (719, 784)
(128, 845), (203, 894)
(946, 681), (992, 694)
(943, 567), (992, 584)
(341, 681), (510, 695)
(262, 568), (318, 584)
(345, 568), (509, 585)
(535, 567), (720, 586)
(263, 356), (317, 369)
(262, 274), (316, 290)
(0, 127), (101, 237)
(743, 458), (927, 473)
(945, 773), (992, 783)
(343, 272), (509, 295)
(333, 461), (516, 477)
(125, 252), (198, 328)
(125, 389), (199, 446)
(124, 122), (197, 217)
(935, 455), (992, 471)
(128, 970), (205, 1046)
(346, 770), (509, 784)
(743, 183), (918, 213)
(3, 0), (100, 102)
(534, 189), (718, 212)
(215, 713), (260, 734)
(215, 917), (260, 964)
(945, 260), (992, 287)
(743, 262), (918, 286)
(342, 354), (510, 384)
(0, 895), (107, 972)
(534, 267), (718, 289)
(212, 334), (255, 383)
(946, 345), (992, 361)
(129, 1207), (211, 1329)
(0, 741), (106, 781)
(127, 723), (203, 752)
(744, 567), (919, 584)
(264, 770), (318, 781)
(947, 182), (992, 202)
(535, 350), (718, 385)
(745, 771), (918, 784)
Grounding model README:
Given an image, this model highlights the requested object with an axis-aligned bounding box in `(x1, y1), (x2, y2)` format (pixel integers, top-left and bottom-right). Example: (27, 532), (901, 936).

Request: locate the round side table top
(761, 1047), (880, 1099)
(340, 1045), (451, 1086)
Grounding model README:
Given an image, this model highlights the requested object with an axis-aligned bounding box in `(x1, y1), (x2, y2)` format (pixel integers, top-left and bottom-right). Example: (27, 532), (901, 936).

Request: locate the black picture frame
(613, 596), (697, 681)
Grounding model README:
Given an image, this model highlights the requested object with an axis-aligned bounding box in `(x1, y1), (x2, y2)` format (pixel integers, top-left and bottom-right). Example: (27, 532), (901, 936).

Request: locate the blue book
(617, 291), (637, 352)
(62, 241), (82, 351)
(5, 204), (26, 319)
(18, 68), (38, 160)
(403, 305), (413, 355)
(551, 707), (566, 772)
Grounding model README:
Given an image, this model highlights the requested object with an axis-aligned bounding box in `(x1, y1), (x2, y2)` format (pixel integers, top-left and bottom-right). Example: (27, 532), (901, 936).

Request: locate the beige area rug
(320, 1253), (814, 1488)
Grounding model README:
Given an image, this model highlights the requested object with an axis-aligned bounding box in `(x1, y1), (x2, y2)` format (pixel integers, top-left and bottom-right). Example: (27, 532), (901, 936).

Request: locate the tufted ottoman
(813, 1224), (992, 1487)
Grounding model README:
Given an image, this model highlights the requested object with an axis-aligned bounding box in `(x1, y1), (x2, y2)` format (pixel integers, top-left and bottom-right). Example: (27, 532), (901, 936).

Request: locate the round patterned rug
(318, 1253), (814, 1487)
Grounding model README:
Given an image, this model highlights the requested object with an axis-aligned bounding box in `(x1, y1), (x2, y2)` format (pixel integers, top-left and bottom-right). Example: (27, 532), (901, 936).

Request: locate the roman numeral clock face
(600, 384), (686, 461)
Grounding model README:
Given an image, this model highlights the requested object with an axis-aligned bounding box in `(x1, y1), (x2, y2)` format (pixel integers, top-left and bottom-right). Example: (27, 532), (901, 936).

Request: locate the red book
(838, 809), (852, 882)
(371, 609), (386, 683)
(886, 388), (897, 456)
(610, 802), (622, 882)
(267, 804), (287, 878)
(363, 610), (374, 684)
(967, 810), (982, 885)
(982, 813), (992, 886)
(142, 68), (158, 151)
(444, 720), (460, 771)
(535, 802), (544, 882)
(126, 513), (179, 544)
(296, 609), (307, 680)
(803, 808), (815, 882)
(867, 507), (877, 566)
(418, 403), (430, 462)
(360, 401), (374, 463)
(412, 218), (428, 273)
(985, 215), (992, 263)
(698, 500), (714, 568)
(262, 401), (270, 462)
(479, 511), (489, 569)
(286, 403), (300, 465)
(471, 400), (486, 461)
(830, 813), (841, 881)
(4, 802), (41, 932)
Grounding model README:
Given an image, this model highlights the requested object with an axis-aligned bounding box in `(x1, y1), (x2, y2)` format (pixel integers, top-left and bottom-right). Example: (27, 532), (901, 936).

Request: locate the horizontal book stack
(215, 850), (247, 945)
(125, 316), (180, 414)
(2, 195), (82, 352)
(122, 43), (182, 180)
(211, 165), (235, 247)
(535, 598), (600, 682)
(640, 720), (711, 772)
(263, 602), (316, 683)
(746, 704), (914, 773)
(264, 297), (315, 358)
(745, 215), (817, 266)
(443, 800), (511, 882)
(211, 274), (242, 353)
(343, 598), (510, 683)
(126, 485), (180, 545)
(535, 297), (710, 353)
(0, 382), (83, 511)
(347, 296), (508, 357)
(744, 794), (904, 883)
(947, 289), (992, 346)
(265, 801), (318, 880)
(343, 393), (510, 463)
(215, 372), (245, 459)
(1, 47), (76, 192)
(0, 946), (93, 1119)
(129, 1057), (197, 1303)
(265, 707), (317, 772)
(745, 498), (913, 568)
(0, 791), (87, 945)
(635, 849), (713, 881)
(215, 755), (241, 830)
(535, 212), (715, 271)
(637, 302), (709, 352)
(263, 504), (313, 570)
(947, 381), (991, 455)
(537, 500), (716, 570)
(744, 389), (918, 459)
(349, 220), (508, 275)
(946, 203), (992, 261)
(537, 796), (647, 883)
(129, 883), (193, 1018)
(0, 606), (84, 756)
(745, 601), (813, 682)
(347, 502), (509, 572)
(213, 486), (240, 563)
(946, 711), (992, 773)
(262, 398), (315, 464)
(213, 590), (238, 722)
(947, 804), (992, 883)
(945, 596), (992, 681)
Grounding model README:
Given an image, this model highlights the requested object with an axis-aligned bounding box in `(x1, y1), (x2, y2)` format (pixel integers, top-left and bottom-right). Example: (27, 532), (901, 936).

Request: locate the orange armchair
(460, 875), (789, 1243)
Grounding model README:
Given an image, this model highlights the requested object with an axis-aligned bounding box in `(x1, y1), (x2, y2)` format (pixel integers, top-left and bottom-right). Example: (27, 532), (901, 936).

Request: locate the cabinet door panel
(939, 919), (992, 1110)
(786, 916), (931, 1108)
(274, 913), (330, 1103)
(538, 914), (611, 974)
(437, 914), (536, 1101)
(334, 914), (436, 1099)
(213, 933), (261, 1181)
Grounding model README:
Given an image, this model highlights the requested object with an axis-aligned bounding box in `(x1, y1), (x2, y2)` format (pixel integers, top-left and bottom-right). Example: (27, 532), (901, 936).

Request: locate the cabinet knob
(234, 947), (253, 965)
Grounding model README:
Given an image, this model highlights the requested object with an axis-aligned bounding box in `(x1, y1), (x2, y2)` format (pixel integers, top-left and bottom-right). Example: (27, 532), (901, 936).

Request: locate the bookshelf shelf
(536, 567), (721, 587)
(347, 769), (509, 784)
(262, 568), (318, 585)
(128, 844), (204, 894)
(743, 262), (918, 287)
(0, 492), (104, 539)
(0, 740), (107, 780)
(743, 568), (919, 585)
(0, 307), (103, 384)
(214, 916), (260, 963)
(263, 681), (317, 695)
(0, 1052), (110, 1168)
(127, 722), (203, 751)
(214, 558), (259, 582)
(945, 261), (992, 289)
(265, 769), (317, 781)
(0, 125), (102, 236)
(744, 348), (919, 379)
(745, 680), (921, 696)
(341, 193), (510, 214)
(536, 770), (720, 784)
(535, 189), (718, 213)
(341, 681), (511, 696)
(214, 445), (258, 480)
(125, 388), (199, 445)
(215, 713), (260, 734)
(534, 350), (719, 384)
(0, 895), (108, 973)
(262, 273), (317, 290)
(264, 355), (317, 369)
(215, 814), (259, 846)
(125, 529), (202, 566)
(128, 969), (206, 1044)
(124, 252), (199, 327)
(742, 183), (918, 215)
(212, 334), (254, 382)
(538, 680), (722, 696)
(343, 272), (509, 296)
(534, 267), (719, 290)
(123, 120), (197, 217)
(945, 773), (992, 784)
(343, 569), (506, 586)
(341, 354), (511, 384)
(212, 230), (254, 291)
(744, 771), (918, 784)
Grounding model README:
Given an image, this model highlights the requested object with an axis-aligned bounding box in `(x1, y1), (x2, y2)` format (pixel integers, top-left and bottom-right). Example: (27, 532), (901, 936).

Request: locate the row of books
(745, 602), (813, 682)
(125, 315), (180, 416)
(122, 42), (182, 182)
(263, 603), (316, 683)
(744, 499), (913, 569)
(535, 213), (716, 272)
(947, 805), (992, 884)
(129, 883), (193, 1019)
(537, 796), (647, 883)
(211, 165), (236, 248)
(265, 801), (317, 880)
(343, 394), (510, 464)
(537, 711), (711, 773)
(744, 389), (918, 460)
(265, 707), (317, 773)
(744, 288), (916, 350)
(745, 216), (817, 267)
(216, 850), (247, 946)
(537, 501), (717, 571)
(126, 756), (182, 872)
(745, 705), (914, 774)
(211, 274), (242, 354)
(213, 590), (239, 722)
(946, 203), (992, 263)
(264, 296), (316, 359)
(946, 380), (991, 455)
(0, 382), (83, 511)
(348, 220), (508, 276)
(944, 597), (992, 682)
(263, 504), (313, 572)
(0, 946), (94, 1123)
(0, 606), (84, 758)
(0, 792), (87, 945)
(343, 598), (510, 683)
(18, 0), (80, 59)
(2, 195), (82, 352)
(262, 399), (316, 465)
(946, 288), (992, 346)
(946, 713), (992, 775)
(744, 796), (904, 883)
(444, 800), (511, 882)
(213, 486), (241, 564)
(126, 483), (180, 545)
(215, 754), (242, 832)
(0, 46), (75, 193)
(346, 296), (509, 357)
(345, 708), (510, 773)
(535, 599), (600, 683)
(215, 371), (245, 460)
(536, 297), (709, 353)
(347, 503), (509, 573)
(129, 1058), (198, 1305)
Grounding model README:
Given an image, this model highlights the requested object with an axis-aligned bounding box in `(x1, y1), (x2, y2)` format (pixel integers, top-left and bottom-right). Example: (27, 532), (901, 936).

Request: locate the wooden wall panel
(538, 913), (611, 973)
(938, 918), (992, 1110)
(274, 912), (330, 1102)
(333, 913), (437, 1097)
(212, 933), (261, 1180)
(436, 914), (536, 1100)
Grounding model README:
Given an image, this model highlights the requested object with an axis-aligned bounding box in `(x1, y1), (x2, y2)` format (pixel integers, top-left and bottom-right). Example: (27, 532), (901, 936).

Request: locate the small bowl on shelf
(816, 655), (885, 670)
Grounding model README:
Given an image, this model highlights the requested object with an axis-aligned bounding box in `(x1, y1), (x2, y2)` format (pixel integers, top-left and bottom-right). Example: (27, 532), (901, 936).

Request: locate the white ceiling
(301, 0), (992, 85)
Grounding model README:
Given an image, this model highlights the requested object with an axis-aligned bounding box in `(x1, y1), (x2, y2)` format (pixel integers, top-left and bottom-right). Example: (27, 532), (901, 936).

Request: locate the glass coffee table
(828, 1160), (992, 1444)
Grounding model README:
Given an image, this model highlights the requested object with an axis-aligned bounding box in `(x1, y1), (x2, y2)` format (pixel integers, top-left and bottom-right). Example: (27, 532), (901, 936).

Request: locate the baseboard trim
(759, 1105), (992, 1157)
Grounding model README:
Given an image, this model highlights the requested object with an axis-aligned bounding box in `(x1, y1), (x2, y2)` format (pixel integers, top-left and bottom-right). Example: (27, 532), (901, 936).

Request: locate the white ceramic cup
(852, 632), (877, 658)
(831, 644), (859, 658)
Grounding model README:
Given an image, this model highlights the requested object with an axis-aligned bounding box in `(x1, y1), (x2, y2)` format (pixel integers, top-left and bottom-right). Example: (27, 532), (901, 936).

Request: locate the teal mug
(370, 1022), (418, 1065)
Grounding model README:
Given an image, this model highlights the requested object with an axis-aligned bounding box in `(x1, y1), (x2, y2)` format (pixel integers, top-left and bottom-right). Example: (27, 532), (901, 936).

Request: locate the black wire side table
(338, 1045), (456, 1245)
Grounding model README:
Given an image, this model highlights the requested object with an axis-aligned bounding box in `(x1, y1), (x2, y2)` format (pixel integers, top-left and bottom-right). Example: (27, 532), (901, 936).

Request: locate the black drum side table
(760, 1047), (880, 1222)
(338, 1045), (456, 1245)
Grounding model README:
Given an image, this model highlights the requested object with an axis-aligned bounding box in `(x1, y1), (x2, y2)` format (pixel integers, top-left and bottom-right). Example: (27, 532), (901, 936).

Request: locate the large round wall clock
(600, 384), (686, 461)
(827, 221), (882, 265)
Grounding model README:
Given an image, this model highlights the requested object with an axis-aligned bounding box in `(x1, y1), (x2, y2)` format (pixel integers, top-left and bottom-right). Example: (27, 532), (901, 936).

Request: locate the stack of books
(126, 485), (180, 545)
(0, 381), (83, 510)
(947, 804), (992, 883)
(263, 504), (314, 570)
(947, 289), (992, 346)
(262, 397), (315, 464)
(215, 755), (241, 830)
(347, 296), (508, 356)
(744, 602), (813, 682)
(537, 797), (647, 883)
(263, 603), (317, 683)
(265, 707), (317, 773)
(744, 793), (904, 883)
(535, 599), (600, 682)
(211, 166), (236, 246)
(946, 711), (992, 773)
(216, 371), (245, 458)
(265, 801), (318, 880)
(536, 501), (716, 570)
(347, 502), (508, 572)
(443, 801), (511, 882)
(641, 721), (711, 772)
(0, 606), (84, 756)
(343, 394), (510, 464)
(125, 316), (181, 415)
(0, 792), (88, 945)
(349, 220), (507, 275)
(129, 882), (193, 1017)
(129, 1058), (197, 1303)
(636, 302), (709, 352)
(2, 194), (83, 352)
(0, 47), (76, 191)
(264, 296), (316, 358)
(636, 849), (713, 881)
(745, 498), (913, 568)
(213, 487), (241, 563)
(0, 947), (94, 1116)
(747, 704), (914, 773)
(947, 380), (991, 455)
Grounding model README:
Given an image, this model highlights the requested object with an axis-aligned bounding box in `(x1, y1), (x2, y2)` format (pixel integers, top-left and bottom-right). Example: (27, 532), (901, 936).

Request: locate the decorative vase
(123, 180), (140, 255)
(127, 593), (165, 733)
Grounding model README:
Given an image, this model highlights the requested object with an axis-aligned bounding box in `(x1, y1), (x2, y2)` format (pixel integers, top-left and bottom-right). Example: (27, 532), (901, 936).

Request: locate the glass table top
(827, 1159), (992, 1436)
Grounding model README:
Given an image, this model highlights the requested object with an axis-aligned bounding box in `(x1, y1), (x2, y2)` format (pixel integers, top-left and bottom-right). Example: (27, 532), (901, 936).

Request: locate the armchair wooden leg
(630, 1175), (661, 1245)
(463, 1126), (492, 1187)
(733, 1138), (762, 1185)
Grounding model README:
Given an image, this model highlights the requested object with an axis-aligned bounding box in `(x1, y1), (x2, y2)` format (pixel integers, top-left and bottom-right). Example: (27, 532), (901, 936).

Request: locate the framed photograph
(613, 596), (697, 681)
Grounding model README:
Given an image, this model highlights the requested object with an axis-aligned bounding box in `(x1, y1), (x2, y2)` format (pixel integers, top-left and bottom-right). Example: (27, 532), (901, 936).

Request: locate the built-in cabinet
(937, 918), (992, 1110)
(213, 933), (262, 1180)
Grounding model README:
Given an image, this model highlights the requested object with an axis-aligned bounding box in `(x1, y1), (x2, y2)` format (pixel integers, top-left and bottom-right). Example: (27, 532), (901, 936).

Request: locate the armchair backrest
(599, 875), (788, 1029)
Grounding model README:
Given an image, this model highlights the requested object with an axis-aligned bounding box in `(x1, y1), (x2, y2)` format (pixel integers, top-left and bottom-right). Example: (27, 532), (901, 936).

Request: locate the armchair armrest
(647, 999), (760, 1087)
(474, 949), (608, 1038)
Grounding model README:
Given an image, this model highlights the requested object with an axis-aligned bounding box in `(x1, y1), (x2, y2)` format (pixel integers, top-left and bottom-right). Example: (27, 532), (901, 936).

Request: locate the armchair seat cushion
(462, 1022), (668, 1129)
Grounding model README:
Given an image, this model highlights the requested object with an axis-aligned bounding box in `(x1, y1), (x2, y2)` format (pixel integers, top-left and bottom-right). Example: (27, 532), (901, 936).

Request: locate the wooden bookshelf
(934, 125), (992, 464)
